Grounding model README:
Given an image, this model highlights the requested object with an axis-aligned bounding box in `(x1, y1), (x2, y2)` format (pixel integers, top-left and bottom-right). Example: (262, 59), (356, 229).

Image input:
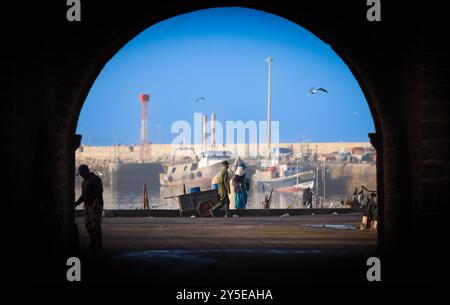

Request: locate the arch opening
(68, 7), (383, 282)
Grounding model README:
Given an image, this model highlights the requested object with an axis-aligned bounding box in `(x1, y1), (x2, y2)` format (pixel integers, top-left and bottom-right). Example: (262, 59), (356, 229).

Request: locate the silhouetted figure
(75, 164), (104, 250)
(367, 193), (378, 230)
(302, 188), (309, 208)
(303, 188), (313, 208)
(360, 192), (377, 230)
(308, 189), (313, 208)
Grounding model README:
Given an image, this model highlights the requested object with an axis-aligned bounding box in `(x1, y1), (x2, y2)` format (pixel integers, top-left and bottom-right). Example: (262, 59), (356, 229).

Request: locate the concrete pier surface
(73, 212), (382, 285)
(76, 212), (374, 251)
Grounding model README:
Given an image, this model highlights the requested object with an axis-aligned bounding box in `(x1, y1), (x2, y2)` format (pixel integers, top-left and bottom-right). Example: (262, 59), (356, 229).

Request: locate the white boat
(160, 149), (233, 187)
(252, 147), (315, 192)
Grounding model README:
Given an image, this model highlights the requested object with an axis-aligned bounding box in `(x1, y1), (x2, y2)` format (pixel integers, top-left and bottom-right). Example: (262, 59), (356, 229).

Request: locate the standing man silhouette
(75, 164), (104, 250)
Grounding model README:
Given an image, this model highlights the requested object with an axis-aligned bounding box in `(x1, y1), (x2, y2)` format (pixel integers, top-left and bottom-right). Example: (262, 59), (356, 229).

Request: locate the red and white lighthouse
(139, 93), (150, 161)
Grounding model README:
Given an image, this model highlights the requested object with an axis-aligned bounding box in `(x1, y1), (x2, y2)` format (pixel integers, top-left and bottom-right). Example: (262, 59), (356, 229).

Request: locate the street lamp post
(316, 162), (319, 205)
(266, 57), (273, 158)
(156, 124), (162, 144)
(324, 169), (326, 203)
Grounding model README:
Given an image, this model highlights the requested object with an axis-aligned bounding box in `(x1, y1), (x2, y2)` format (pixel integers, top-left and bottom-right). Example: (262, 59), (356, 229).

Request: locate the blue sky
(77, 7), (374, 145)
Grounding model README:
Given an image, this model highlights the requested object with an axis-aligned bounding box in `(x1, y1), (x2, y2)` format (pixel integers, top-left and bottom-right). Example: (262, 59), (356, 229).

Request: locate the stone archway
(9, 2), (445, 283)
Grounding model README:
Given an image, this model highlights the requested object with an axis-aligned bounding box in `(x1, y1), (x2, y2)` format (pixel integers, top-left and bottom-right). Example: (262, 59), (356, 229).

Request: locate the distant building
(326, 155), (336, 162)
(321, 154), (337, 162)
(351, 147), (366, 156)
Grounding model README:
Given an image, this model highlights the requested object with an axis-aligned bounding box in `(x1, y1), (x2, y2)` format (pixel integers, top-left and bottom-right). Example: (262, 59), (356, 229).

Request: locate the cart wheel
(197, 200), (214, 217)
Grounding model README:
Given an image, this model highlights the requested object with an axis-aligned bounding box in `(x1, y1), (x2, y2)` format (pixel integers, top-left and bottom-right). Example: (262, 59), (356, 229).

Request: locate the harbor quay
(73, 212), (380, 285)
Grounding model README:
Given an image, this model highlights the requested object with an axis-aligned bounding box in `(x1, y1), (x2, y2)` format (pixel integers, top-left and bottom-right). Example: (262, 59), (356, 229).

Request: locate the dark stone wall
(2, 0), (449, 282)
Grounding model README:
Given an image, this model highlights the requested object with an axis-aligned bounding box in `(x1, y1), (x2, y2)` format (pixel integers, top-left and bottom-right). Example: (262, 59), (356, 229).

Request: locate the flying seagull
(195, 96), (206, 103)
(309, 88), (328, 94)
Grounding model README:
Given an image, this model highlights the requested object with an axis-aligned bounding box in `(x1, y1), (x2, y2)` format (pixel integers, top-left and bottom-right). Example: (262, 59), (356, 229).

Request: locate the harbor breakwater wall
(75, 159), (164, 193)
(109, 163), (165, 193)
(76, 142), (373, 161)
(318, 162), (376, 200)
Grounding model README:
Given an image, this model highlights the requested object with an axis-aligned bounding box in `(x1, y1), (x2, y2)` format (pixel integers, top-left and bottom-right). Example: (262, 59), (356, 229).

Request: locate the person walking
(308, 188), (313, 208)
(75, 164), (104, 250)
(302, 188), (309, 208)
(210, 161), (231, 217)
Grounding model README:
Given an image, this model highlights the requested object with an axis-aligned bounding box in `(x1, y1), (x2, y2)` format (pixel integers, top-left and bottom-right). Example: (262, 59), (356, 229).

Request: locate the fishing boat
(252, 147), (315, 193)
(160, 148), (233, 187)
(270, 180), (315, 194)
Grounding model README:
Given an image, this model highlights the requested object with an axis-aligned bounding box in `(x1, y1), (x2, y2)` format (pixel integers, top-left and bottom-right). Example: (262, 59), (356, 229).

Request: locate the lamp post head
(266, 57), (274, 63)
